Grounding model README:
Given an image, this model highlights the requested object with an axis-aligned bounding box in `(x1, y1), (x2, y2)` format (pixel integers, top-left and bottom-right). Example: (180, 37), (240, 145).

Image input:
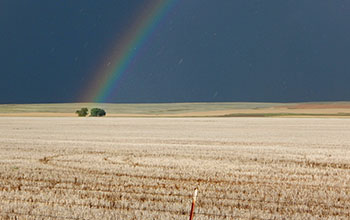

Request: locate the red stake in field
(189, 188), (198, 220)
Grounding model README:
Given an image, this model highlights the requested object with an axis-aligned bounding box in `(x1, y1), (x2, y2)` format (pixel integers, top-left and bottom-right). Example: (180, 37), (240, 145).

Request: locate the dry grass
(1, 117), (350, 219)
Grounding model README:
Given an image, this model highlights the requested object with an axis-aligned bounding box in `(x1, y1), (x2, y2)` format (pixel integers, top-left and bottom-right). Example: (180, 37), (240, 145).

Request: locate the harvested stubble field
(1, 117), (350, 219)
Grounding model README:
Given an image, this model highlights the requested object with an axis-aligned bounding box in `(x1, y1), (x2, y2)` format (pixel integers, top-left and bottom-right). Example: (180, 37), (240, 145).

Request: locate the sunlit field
(1, 102), (350, 117)
(1, 117), (350, 219)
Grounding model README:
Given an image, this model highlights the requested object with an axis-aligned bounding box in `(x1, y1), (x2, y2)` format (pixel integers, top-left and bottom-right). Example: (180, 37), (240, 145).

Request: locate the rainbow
(83, 0), (177, 103)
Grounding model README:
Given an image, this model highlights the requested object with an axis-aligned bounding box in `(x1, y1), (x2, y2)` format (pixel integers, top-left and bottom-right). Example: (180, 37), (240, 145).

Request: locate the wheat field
(1, 117), (350, 219)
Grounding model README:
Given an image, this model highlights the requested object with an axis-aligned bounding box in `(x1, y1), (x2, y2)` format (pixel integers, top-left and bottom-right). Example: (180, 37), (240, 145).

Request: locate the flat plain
(1, 102), (350, 117)
(1, 117), (350, 219)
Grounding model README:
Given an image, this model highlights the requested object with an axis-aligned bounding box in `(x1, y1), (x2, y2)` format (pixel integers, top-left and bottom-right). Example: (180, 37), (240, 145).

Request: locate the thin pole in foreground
(189, 188), (198, 220)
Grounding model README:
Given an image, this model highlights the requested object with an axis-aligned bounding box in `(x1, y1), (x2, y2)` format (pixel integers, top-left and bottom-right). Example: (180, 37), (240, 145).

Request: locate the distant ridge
(0, 102), (350, 117)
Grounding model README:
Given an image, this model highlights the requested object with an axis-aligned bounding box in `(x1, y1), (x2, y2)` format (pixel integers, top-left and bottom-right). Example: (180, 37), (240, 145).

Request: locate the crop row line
(3, 164), (347, 192)
(2, 194), (350, 218)
(0, 197), (284, 219)
(1, 210), (270, 220)
(1, 185), (349, 210)
(1, 211), (83, 220)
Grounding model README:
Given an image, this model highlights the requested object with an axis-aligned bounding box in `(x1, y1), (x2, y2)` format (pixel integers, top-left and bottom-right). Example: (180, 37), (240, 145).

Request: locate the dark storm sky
(1, 0), (350, 104)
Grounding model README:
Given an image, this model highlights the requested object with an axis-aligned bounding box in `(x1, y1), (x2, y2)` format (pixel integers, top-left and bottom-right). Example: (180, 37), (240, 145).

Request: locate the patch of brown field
(108, 108), (350, 117)
(167, 108), (350, 117)
(277, 103), (350, 109)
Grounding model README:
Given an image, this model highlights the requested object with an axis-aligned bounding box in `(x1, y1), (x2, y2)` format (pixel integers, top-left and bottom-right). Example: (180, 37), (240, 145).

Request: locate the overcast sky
(1, 0), (350, 103)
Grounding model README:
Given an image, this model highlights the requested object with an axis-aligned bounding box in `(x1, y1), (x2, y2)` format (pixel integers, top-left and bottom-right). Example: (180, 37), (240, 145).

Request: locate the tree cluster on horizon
(75, 108), (106, 117)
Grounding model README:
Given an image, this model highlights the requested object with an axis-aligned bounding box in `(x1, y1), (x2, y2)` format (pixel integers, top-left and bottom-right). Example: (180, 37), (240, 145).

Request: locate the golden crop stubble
(0, 117), (350, 219)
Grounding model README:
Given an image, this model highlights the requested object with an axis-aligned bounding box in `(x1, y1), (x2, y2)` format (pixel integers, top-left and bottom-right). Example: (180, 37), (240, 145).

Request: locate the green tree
(90, 108), (106, 117)
(75, 108), (88, 117)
